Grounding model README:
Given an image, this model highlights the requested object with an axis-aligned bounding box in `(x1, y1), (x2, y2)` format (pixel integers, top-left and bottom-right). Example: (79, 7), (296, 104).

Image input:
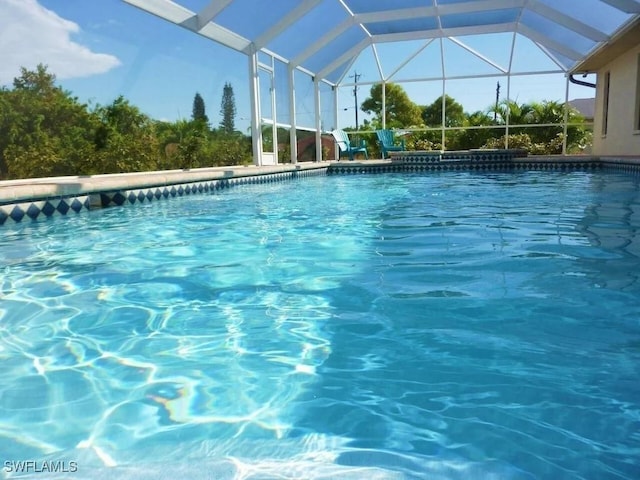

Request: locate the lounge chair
(331, 129), (368, 161)
(376, 129), (406, 158)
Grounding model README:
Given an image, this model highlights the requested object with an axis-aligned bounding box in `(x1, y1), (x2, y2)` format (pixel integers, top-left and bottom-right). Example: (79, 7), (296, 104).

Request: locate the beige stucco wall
(592, 44), (640, 156)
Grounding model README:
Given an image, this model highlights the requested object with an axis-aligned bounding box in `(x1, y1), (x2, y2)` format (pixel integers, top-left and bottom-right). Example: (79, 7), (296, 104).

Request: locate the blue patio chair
(376, 129), (406, 158)
(331, 129), (368, 161)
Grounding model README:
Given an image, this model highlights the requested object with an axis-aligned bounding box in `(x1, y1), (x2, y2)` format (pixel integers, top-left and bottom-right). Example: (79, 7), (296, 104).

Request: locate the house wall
(592, 44), (640, 156)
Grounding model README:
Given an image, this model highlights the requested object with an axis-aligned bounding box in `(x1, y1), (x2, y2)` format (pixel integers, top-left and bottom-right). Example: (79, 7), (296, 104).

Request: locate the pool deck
(0, 162), (331, 205)
(2, 154), (640, 226)
(0, 162), (331, 225)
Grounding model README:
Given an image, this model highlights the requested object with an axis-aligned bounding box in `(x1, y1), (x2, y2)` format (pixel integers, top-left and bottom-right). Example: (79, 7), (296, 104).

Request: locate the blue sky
(1, 0), (596, 132)
(1, 0), (251, 128)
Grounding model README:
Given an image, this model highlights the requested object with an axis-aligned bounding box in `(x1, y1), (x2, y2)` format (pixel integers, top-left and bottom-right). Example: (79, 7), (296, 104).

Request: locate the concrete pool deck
(0, 163), (331, 205)
(2, 154), (640, 226)
(0, 162), (330, 225)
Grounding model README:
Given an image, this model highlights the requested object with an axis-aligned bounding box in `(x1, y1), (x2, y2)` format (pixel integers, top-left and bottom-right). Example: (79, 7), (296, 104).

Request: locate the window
(602, 71), (610, 136)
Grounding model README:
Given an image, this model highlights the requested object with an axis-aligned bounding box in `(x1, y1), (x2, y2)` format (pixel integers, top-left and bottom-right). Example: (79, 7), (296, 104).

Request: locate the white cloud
(0, 0), (121, 85)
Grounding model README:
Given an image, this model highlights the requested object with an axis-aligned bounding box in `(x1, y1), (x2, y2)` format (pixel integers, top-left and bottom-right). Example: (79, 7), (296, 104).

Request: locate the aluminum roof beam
(526, 1), (609, 42)
(290, 19), (354, 67)
(350, 0), (526, 23)
(373, 23), (517, 44)
(292, 0), (526, 69)
(517, 24), (583, 62)
(195, 0), (234, 30)
(251, 0), (324, 52)
(600, 0), (640, 13)
(448, 37), (508, 73)
(123, 0), (250, 51)
(316, 38), (371, 79)
(124, 0), (639, 85)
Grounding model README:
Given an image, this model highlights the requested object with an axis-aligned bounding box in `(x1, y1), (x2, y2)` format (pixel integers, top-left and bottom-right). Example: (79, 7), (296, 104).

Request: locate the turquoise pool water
(1, 171), (639, 479)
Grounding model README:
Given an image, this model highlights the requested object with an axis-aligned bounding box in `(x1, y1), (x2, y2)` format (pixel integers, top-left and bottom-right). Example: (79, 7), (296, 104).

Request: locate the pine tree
(192, 92), (208, 124)
(220, 82), (236, 134)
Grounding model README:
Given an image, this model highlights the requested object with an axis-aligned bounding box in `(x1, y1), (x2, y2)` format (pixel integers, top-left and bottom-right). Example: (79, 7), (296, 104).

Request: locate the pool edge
(2, 155), (640, 226)
(0, 163), (329, 226)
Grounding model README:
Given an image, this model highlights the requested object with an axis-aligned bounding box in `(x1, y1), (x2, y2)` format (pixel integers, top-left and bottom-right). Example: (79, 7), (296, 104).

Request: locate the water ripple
(1, 173), (640, 479)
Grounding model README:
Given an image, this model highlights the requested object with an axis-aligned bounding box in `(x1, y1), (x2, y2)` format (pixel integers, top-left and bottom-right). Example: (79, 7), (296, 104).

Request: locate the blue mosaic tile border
(390, 149), (527, 165)
(329, 159), (604, 175)
(512, 161), (601, 171)
(98, 180), (225, 207)
(0, 168), (327, 226)
(393, 153), (442, 164)
(0, 196), (90, 226)
(602, 161), (640, 175)
(329, 163), (516, 175)
(97, 170), (325, 207)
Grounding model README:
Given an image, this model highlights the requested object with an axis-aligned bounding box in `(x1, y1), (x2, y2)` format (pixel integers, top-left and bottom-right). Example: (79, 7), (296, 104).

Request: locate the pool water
(1, 172), (639, 479)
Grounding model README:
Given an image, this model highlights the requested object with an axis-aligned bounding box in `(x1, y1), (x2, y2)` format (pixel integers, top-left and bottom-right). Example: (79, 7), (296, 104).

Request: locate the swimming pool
(1, 171), (639, 479)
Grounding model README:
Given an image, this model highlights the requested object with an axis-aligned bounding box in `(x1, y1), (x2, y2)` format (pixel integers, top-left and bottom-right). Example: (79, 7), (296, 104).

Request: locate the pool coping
(0, 163), (330, 204)
(0, 163), (330, 226)
(2, 155), (640, 226)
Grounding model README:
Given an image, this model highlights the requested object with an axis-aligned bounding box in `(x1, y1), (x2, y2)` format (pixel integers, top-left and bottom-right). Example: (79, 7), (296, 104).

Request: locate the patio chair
(331, 129), (368, 161)
(376, 129), (406, 158)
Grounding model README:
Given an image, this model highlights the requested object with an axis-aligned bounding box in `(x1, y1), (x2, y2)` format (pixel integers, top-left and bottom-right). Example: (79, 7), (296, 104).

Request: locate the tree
(418, 95), (466, 150)
(220, 82), (236, 134)
(192, 92), (208, 124)
(93, 96), (160, 173)
(1, 64), (99, 179)
(12, 63), (59, 93)
(487, 99), (534, 127)
(0, 65), (255, 179)
(0, 87), (15, 178)
(360, 83), (422, 128)
(421, 95), (465, 127)
(457, 110), (498, 150)
(483, 99), (589, 154)
(176, 119), (210, 169)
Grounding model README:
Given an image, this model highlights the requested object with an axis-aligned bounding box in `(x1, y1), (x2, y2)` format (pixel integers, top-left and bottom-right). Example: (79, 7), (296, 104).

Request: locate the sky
(0, 0), (598, 132)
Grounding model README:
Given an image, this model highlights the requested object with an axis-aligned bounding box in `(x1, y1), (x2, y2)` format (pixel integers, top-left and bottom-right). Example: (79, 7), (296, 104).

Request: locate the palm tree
(457, 110), (498, 149)
(530, 100), (589, 153)
(484, 98), (590, 153)
(527, 100), (564, 150)
(487, 99), (534, 129)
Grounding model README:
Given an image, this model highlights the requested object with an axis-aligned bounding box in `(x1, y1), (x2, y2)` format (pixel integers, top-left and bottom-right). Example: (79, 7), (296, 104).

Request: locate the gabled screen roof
(124, 0), (640, 84)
